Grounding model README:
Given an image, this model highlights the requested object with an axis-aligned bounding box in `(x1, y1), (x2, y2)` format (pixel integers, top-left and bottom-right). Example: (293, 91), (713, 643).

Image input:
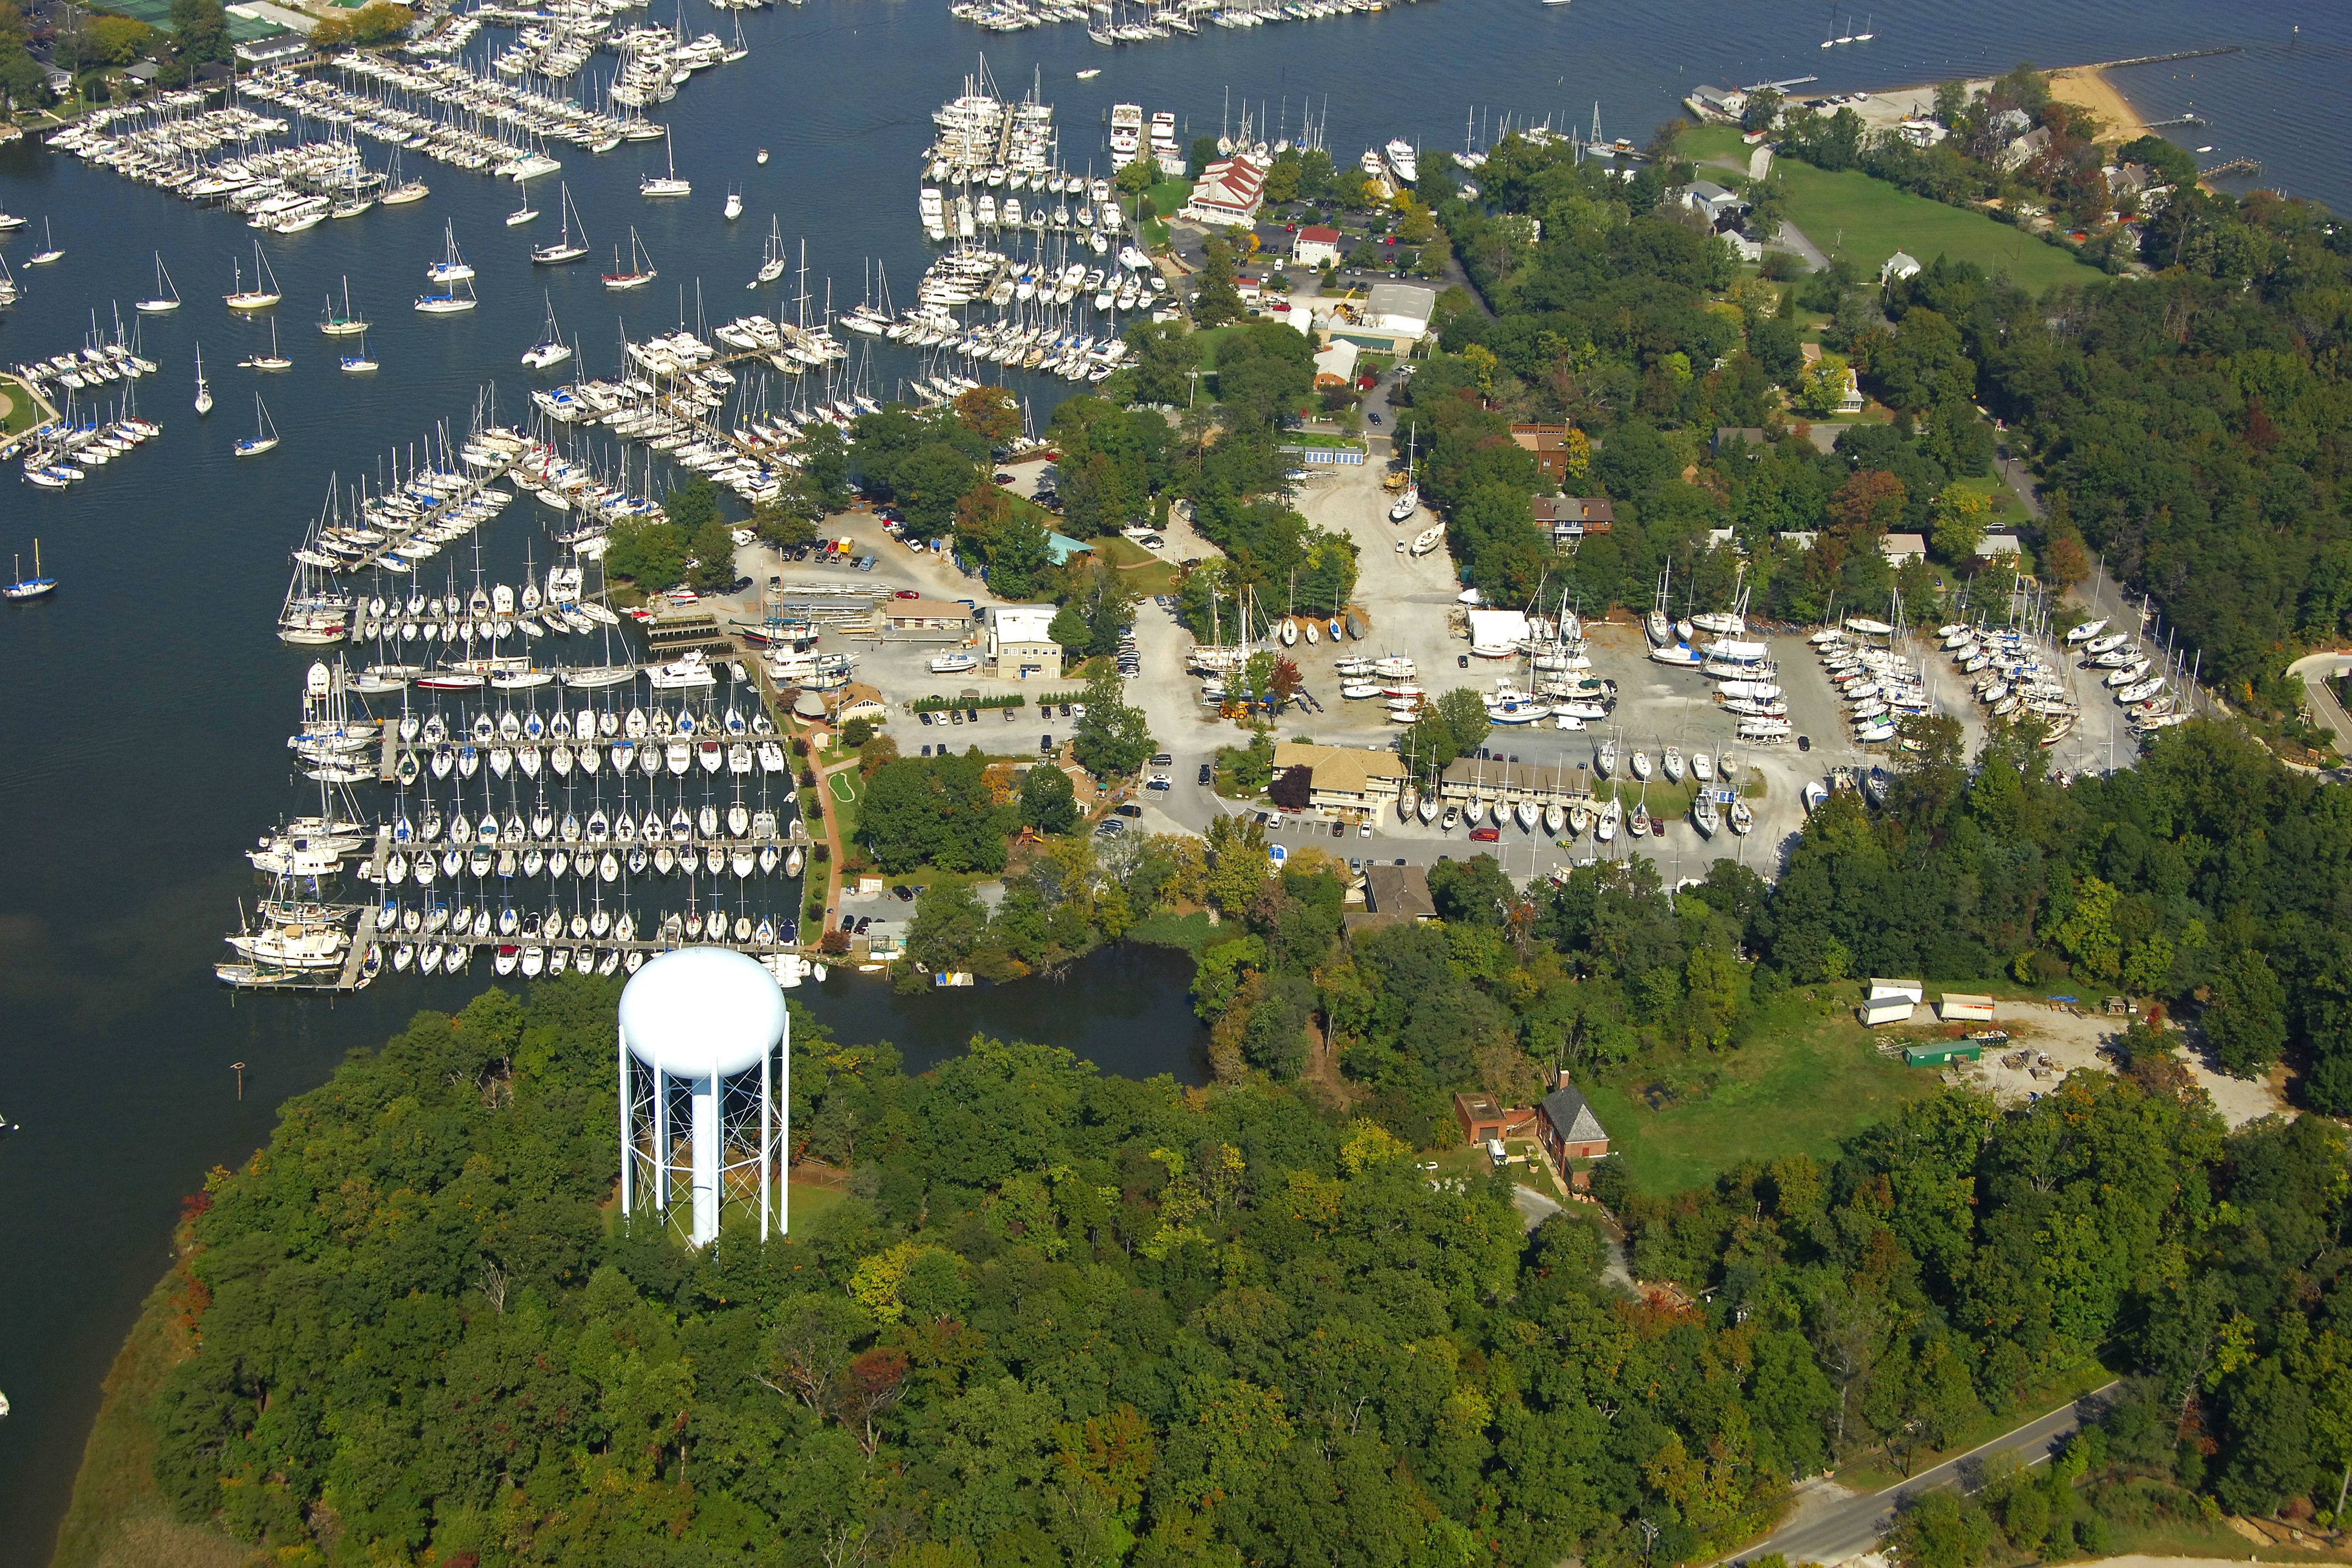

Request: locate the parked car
(1040, 734), (1055, 753)
(1359, 821), (1373, 837)
(1095, 818), (1127, 836)
(854, 916), (872, 935)
(1198, 764), (1214, 785)
(1469, 825), (1501, 842)
(895, 588), (921, 599)
(994, 471), (1015, 484)
(1115, 803), (1143, 818)
(838, 914), (856, 931)
(1150, 753), (1173, 767)
(895, 885), (915, 901)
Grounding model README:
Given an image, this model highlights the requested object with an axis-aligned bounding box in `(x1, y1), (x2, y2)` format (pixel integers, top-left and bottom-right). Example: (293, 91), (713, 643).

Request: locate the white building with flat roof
(987, 605), (1062, 679)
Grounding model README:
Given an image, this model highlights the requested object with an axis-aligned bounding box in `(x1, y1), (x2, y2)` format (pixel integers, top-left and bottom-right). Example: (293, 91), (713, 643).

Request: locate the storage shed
(1904, 1042), (1984, 1068)
(1937, 993), (1997, 1023)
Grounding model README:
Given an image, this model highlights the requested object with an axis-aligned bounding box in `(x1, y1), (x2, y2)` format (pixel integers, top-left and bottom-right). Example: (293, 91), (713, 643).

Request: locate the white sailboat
(602, 227), (657, 290)
(28, 217), (62, 265)
(239, 319), (293, 371)
(383, 152), (429, 205)
(318, 276), (368, 337)
(136, 252), (180, 313)
(341, 333), (379, 373)
(640, 126), (691, 198)
(425, 221), (475, 283)
(507, 186), (539, 226)
(4, 540), (57, 600)
(520, 295), (573, 369)
(750, 216), (787, 287)
(224, 243), (283, 309)
(193, 343), (212, 415)
(234, 393), (281, 457)
(533, 183), (590, 264)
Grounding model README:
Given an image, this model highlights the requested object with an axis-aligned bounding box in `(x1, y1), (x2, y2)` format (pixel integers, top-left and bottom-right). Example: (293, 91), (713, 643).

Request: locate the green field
(1094, 534), (1179, 593)
(1773, 160), (2106, 292)
(1585, 997), (1945, 1193)
(0, 374), (47, 437)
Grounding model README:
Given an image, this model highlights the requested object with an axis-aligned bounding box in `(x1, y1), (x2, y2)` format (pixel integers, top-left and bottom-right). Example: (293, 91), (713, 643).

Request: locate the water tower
(618, 947), (790, 1247)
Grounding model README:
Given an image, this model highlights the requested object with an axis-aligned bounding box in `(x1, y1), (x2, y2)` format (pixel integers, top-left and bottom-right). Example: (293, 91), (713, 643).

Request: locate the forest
(1417, 100), (2351, 705)
(136, 715), (2352, 1567)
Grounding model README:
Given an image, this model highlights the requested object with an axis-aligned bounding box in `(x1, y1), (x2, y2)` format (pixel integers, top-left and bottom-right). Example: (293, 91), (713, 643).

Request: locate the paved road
(1730, 1382), (2119, 1566)
(2287, 653), (2352, 756)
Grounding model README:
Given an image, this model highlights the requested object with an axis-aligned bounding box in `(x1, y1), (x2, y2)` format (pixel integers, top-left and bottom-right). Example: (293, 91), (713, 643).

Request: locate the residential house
(985, 605), (1062, 679)
(1682, 84), (1749, 123)
(1537, 1076), (1611, 1164)
(1293, 224), (1343, 268)
(1880, 532), (1929, 565)
(1976, 533), (2021, 558)
(1532, 495), (1614, 548)
(1999, 125), (2052, 172)
(1712, 426), (1769, 456)
(1800, 342), (1866, 414)
(1509, 424), (1587, 484)
(1682, 180), (1746, 225)
(1362, 863), (1437, 920)
(1880, 250), (1922, 283)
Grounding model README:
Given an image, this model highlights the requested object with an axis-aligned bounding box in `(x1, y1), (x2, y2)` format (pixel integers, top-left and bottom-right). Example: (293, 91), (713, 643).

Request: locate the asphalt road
(1730, 1381), (2120, 1566)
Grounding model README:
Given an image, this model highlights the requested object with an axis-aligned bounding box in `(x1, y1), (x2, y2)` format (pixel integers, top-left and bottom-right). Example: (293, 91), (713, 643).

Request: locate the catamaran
(136, 251), (180, 313)
(532, 183), (590, 264)
(235, 393), (281, 457)
(319, 276), (368, 336)
(640, 126), (691, 198)
(520, 295), (574, 369)
(193, 343), (212, 415)
(602, 227), (658, 290)
(224, 243), (283, 309)
(3, 541), (56, 601)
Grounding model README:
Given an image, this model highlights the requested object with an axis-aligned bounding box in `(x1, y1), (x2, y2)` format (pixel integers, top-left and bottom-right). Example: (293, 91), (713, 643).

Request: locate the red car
(1468, 826), (1501, 842)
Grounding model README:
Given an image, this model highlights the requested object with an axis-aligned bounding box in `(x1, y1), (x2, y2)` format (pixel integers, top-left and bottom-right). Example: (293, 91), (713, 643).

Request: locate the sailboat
(602, 227), (658, 290)
(136, 252), (181, 313)
(640, 126), (691, 198)
(415, 267), (478, 314)
(532, 183), (590, 264)
(507, 186), (539, 226)
(382, 152), (429, 205)
(319, 276), (368, 336)
(235, 393), (281, 457)
(341, 333), (379, 373)
(750, 216), (787, 287)
(520, 295), (573, 369)
(426, 222), (475, 283)
(240, 319), (293, 371)
(3, 541), (56, 601)
(28, 218), (62, 265)
(193, 344), (213, 415)
(224, 243), (283, 309)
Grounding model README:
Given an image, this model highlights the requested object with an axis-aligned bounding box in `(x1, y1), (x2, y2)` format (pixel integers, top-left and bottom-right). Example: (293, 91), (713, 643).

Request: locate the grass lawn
(0, 375), (45, 436)
(788, 1182), (852, 1226)
(1771, 160), (2106, 293)
(1586, 996), (1945, 1193)
(1680, 124), (1753, 170)
(1094, 534), (1180, 594)
(1142, 179), (1192, 218)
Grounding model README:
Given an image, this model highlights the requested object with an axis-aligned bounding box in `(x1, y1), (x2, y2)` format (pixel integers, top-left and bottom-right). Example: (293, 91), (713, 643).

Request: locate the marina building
(1312, 339), (1360, 388)
(986, 604), (1062, 678)
(1436, 755), (1593, 810)
(1314, 282), (1436, 355)
(1180, 149), (1270, 227)
(880, 599), (977, 642)
(1293, 224), (1344, 268)
(1270, 741), (1410, 814)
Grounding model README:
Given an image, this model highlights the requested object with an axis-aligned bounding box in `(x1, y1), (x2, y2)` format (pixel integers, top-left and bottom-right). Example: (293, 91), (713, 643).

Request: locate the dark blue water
(0, 0), (2340, 1555)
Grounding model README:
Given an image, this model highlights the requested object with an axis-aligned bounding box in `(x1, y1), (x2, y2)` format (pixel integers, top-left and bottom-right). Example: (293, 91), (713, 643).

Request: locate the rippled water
(0, 0), (2338, 1554)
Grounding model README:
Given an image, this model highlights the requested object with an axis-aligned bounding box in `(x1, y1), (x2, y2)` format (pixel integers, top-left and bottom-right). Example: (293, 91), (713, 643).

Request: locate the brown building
(1537, 1077), (1611, 1163)
(1453, 1091), (1538, 1147)
(1510, 424), (1587, 484)
(1531, 495), (1614, 547)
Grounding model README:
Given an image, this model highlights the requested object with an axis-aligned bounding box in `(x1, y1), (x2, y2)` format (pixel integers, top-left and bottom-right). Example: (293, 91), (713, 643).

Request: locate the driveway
(2287, 653), (2352, 756)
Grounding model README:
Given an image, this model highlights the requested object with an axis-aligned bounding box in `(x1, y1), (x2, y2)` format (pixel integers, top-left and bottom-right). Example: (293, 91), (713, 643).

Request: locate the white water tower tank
(618, 946), (790, 1247)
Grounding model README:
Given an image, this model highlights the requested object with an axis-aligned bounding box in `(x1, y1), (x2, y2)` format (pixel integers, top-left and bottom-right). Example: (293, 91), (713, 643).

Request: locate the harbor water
(0, 0), (2344, 1554)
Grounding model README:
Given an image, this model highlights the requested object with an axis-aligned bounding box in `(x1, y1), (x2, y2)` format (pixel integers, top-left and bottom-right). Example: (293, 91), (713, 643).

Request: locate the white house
(1880, 250), (1922, 283)
(1682, 180), (1745, 225)
(1293, 224), (1343, 268)
(1180, 150), (1270, 227)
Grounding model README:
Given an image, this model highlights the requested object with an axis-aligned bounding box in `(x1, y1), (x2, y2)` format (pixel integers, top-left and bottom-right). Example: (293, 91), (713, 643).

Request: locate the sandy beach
(2048, 65), (2150, 140)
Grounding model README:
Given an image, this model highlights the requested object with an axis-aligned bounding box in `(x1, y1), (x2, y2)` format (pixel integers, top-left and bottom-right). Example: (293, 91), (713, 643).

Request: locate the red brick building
(1537, 1078), (1611, 1163)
